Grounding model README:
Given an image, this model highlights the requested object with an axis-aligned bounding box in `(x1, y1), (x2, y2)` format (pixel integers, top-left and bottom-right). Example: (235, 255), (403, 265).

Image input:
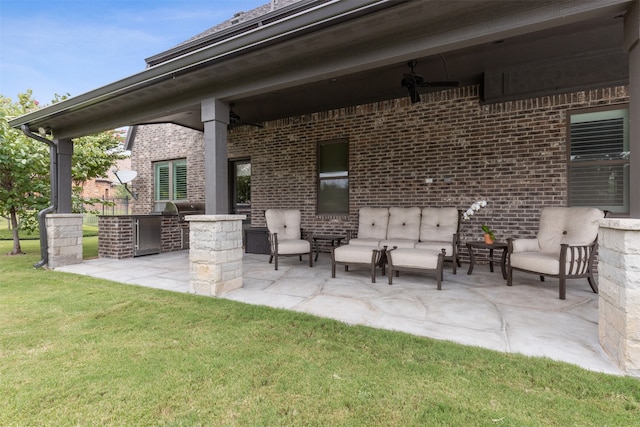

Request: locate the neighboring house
(79, 157), (132, 201)
(126, 0), (633, 245)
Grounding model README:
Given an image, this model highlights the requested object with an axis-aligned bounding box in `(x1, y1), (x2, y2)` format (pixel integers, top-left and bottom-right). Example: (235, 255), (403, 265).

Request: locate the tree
(72, 130), (127, 211)
(0, 91), (126, 255)
(0, 91), (49, 255)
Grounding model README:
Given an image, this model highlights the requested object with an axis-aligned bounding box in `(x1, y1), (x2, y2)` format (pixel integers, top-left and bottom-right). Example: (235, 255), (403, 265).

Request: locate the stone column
(46, 213), (83, 268)
(186, 215), (246, 296)
(598, 219), (640, 376)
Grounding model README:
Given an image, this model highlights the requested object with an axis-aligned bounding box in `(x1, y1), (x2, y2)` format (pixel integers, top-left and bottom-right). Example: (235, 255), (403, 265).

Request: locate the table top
(465, 241), (508, 249)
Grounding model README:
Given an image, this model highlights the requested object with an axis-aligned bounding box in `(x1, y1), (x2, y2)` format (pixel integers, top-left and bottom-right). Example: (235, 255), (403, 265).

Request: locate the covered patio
(56, 251), (622, 376)
(9, 0), (639, 376)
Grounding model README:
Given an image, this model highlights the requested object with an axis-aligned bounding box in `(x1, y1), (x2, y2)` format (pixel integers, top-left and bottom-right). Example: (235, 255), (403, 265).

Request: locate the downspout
(21, 125), (58, 268)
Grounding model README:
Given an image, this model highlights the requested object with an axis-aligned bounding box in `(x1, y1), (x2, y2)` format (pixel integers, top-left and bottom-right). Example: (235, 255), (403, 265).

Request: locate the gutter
(21, 125), (58, 269)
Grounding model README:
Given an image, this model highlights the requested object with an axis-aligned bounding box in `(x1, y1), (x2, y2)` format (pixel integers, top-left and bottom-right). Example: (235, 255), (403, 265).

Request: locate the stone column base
(46, 213), (83, 269)
(186, 215), (246, 296)
(598, 218), (640, 377)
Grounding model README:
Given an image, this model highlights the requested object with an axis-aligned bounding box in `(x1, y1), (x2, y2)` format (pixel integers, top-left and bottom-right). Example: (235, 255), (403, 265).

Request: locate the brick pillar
(46, 213), (83, 268)
(98, 216), (134, 259)
(186, 215), (246, 296)
(598, 219), (640, 377)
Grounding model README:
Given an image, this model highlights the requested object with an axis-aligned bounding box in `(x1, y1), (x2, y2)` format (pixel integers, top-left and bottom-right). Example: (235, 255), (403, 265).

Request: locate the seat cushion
(348, 238), (382, 247)
(277, 239), (311, 255)
(386, 207), (421, 240)
(380, 238), (418, 249)
(388, 248), (440, 269)
(414, 240), (452, 255)
(357, 208), (389, 240)
(510, 252), (559, 275)
(265, 209), (301, 240)
(334, 245), (378, 264)
(537, 207), (604, 255)
(420, 208), (459, 243)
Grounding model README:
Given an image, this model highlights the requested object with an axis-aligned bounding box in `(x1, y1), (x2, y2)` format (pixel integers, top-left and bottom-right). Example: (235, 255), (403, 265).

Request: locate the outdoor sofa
(331, 207), (460, 286)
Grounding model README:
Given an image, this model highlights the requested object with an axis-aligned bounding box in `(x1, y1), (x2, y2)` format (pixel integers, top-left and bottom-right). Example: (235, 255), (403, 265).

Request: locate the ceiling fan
(229, 103), (264, 129)
(401, 60), (459, 103)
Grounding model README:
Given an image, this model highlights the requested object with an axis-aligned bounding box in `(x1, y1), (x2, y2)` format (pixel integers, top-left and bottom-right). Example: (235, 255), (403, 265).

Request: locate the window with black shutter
(568, 107), (629, 214)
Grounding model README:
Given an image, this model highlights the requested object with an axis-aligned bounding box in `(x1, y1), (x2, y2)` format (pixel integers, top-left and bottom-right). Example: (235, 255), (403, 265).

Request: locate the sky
(0, 0), (266, 104)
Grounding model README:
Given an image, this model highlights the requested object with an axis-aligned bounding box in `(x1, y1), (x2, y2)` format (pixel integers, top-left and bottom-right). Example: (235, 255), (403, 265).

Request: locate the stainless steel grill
(163, 201), (205, 221)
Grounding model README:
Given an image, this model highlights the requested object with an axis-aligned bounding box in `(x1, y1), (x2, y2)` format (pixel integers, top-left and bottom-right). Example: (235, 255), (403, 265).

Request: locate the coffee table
(466, 241), (508, 279)
(313, 234), (346, 261)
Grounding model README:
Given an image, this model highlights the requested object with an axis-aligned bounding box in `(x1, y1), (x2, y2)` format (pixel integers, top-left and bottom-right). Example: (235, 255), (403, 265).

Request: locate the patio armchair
(265, 209), (313, 270)
(506, 207), (605, 300)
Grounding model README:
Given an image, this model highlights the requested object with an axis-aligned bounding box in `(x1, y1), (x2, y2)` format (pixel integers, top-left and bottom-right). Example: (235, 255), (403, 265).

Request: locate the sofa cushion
(348, 238), (383, 248)
(357, 208), (389, 240)
(386, 207), (421, 240)
(537, 207), (604, 255)
(333, 245), (379, 264)
(381, 239), (418, 249)
(265, 209), (301, 240)
(388, 248), (440, 269)
(414, 240), (452, 255)
(419, 208), (459, 243)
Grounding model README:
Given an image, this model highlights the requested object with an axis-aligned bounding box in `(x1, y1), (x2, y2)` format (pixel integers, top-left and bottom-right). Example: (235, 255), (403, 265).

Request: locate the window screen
(568, 108), (629, 214)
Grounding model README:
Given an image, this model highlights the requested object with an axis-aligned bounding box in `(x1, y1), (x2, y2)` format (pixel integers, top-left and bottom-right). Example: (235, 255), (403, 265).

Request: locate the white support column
(625, 0), (640, 218)
(186, 215), (246, 296)
(201, 98), (230, 214)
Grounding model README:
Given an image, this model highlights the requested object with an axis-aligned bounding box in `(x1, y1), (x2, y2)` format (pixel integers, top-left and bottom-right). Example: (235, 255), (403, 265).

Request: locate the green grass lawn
(1, 239), (639, 426)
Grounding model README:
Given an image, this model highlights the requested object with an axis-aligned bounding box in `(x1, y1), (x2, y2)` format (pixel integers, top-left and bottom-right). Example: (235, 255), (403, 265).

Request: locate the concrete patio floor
(56, 250), (623, 376)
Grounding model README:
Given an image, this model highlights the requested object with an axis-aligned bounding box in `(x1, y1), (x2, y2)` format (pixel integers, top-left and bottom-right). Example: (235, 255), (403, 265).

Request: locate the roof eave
(8, 0), (399, 137)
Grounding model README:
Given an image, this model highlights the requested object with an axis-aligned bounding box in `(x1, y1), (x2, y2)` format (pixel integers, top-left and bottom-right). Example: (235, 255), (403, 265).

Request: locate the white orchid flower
(462, 200), (489, 221)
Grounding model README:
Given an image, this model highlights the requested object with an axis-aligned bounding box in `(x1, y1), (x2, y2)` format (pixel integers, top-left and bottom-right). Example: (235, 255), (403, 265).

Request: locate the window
(154, 159), (187, 203)
(230, 159), (251, 216)
(568, 107), (629, 214)
(317, 139), (349, 214)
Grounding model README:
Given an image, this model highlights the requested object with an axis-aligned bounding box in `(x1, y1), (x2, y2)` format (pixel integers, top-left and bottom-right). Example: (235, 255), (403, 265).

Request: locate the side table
(466, 241), (508, 279)
(313, 235), (346, 261)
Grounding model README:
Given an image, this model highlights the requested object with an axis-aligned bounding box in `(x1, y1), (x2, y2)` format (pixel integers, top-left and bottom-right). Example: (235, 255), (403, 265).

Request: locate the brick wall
(98, 216), (134, 259)
(130, 123), (205, 214)
(130, 84), (629, 246)
(98, 215), (188, 259)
